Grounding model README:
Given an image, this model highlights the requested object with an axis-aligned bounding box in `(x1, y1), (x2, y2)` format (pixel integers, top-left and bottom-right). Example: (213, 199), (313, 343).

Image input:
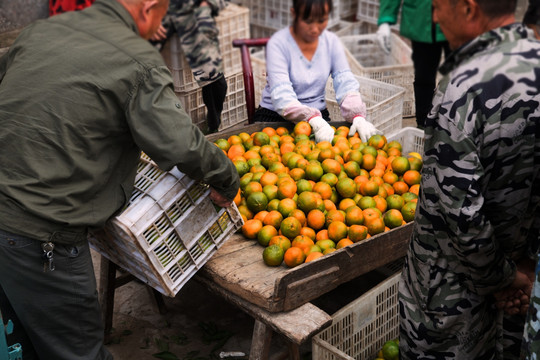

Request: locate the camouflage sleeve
(203, 0), (226, 16)
(422, 113), (516, 296)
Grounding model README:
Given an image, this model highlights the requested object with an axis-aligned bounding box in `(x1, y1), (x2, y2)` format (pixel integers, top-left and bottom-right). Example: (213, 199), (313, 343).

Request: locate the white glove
(348, 116), (382, 143)
(309, 116), (335, 143)
(376, 23), (391, 54)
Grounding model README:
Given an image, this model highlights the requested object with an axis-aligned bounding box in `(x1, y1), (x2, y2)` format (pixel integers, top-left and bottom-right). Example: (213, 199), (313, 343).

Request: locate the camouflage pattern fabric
(399, 23), (540, 360)
(165, 0), (226, 87)
(522, 259), (540, 359)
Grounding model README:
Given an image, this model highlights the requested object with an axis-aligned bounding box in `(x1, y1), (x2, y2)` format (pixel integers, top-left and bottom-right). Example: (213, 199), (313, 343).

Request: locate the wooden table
(98, 223), (411, 358)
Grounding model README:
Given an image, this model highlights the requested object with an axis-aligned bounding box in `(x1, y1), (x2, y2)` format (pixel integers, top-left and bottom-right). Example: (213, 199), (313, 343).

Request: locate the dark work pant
(0, 229), (112, 360)
(411, 40), (450, 128)
(202, 75), (227, 133)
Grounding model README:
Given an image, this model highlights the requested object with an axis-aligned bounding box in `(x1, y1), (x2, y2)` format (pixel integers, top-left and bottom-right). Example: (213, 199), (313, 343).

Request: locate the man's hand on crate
(209, 188), (233, 208)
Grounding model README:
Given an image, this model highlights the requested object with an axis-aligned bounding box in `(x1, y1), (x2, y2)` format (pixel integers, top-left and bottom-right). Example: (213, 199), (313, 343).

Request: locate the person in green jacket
(376, 0), (450, 129)
(0, 0), (239, 358)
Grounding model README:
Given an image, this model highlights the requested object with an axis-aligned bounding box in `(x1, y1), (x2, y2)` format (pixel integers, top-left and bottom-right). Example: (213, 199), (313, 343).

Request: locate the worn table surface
(199, 222), (412, 313)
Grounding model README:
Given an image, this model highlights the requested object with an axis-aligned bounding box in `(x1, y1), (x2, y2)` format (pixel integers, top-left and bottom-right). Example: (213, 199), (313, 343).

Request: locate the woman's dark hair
(292, 0), (333, 24)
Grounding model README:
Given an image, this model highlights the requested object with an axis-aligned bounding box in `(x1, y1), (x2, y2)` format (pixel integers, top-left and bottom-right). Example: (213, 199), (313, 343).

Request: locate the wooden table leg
(249, 320), (273, 360)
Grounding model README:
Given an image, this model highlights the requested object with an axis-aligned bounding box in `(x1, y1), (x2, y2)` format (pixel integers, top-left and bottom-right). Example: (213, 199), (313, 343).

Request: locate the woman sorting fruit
(253, 0), (381, 143)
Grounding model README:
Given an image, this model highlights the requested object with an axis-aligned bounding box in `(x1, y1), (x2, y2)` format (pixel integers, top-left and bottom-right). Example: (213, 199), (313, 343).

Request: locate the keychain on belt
(41, 242), (55, 272)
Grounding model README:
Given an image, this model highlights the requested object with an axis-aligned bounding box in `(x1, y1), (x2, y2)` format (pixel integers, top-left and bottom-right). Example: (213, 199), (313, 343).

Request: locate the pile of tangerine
(213, 121), (422, 268)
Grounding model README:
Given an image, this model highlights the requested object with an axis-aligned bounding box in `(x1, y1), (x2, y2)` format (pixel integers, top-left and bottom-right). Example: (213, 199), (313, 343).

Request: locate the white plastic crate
(248, 0), (340, 31)
(386, 126), (424, 155)
(161, 3), (250, 92)
(356, 0), (400, 30)
(340, 34), (415, 117)
(312, 273), (400, 360)
(176, 71), (248, 131)
(333, 21), (378, 37)
(326, 76), (405, 136)
(89, 156), (244, 297)
(338, 0), (358, 20)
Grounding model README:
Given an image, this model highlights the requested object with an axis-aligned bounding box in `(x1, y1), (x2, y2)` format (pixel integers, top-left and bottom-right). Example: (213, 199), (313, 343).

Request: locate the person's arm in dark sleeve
(126, 65), (239, 201)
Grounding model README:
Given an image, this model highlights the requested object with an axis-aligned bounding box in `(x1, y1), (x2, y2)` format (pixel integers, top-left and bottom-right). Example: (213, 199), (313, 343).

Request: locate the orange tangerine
(321, 158), (342, 175)
(323, 199), (337, 212)
(289, 168), (305, 181)
(343, 161), (362, 178)
(260, 171), (279, 187)
(336, 238), (354, 249)
(386, 194), (405, 210)
(402, 170), (421, 186)
(382, 171), (399, 185)
(262, 126), (277, 137)
(325, 209), (346, 227)
(307, 209), (326, 230)
(305, 162), (324, 181)
(359, 180), (379, 196)
(401, 201), (417, 222)
(316, 229), (330, 241)
(345, 206), (365, 226)
(277, 179), (297, 199)
(363, 208), (382, 225)
(291, 235), (315, 255)
(300, 227), (317, 240)
(305, 252), (324, 263)
(362, 153), (377, 171)
(382, 182), (395, 196)
(367, 134), (387, 150)
(257, 225), (278, 246)
(409, 184), (420, 196)
(289, 209), (307, 227)
(336, 177), (357, 198)
(284, 246), (306, 267)
(237, 204), (253, 220)
(313, 181), (333, 200)
(254, 210), (269, 222)
(348, 225), (369, 242)
(280, 142), (296, 155)
(391, 156), (411, 176)
(233, 189), (242, 206)
(373, 195), (388, 213)
(338, 198), (357, 212)
(358, 195), (377, 210)
(327, 221), (348, 242)
(276, 127), (289, 136)
(241, 219), (263, 239)
(366, 217), (386, 236)
(244, 181), (263, 198)
(277, 198), (297, 218)
(293, 121), (312, 136)
(280, 216), (302, 239)
(316, 239), (336, 252)
(268, 235), (292, 252)
(393, 181), (409, 195)
(263, 210), (284, 228)
(228, 144), (246, 160)
(383, 209), (404, 229)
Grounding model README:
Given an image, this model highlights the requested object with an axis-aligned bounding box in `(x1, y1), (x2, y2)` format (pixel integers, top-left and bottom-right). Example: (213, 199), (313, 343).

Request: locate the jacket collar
(440, 23), (531, 75)
(92, 0), (140, 35)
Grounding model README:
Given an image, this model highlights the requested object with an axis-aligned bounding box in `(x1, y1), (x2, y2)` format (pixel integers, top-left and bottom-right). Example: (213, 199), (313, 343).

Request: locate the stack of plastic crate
(161, 3), (250, 131)
(356, 0), (400, 31)
(325, 75), (405, 136)
(340, 33), (415, 117)
(242, 0), (341, 40)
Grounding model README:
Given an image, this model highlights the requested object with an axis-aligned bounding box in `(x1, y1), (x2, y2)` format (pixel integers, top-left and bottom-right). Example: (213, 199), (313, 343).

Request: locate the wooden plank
(200, 222), (412, 312)
(196, 275), (332, 346)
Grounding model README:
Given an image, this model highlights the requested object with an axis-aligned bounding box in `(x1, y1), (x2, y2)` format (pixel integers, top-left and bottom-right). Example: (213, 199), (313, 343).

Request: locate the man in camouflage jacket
(159, 0), (227, 133)
(399, 0), (540, 358)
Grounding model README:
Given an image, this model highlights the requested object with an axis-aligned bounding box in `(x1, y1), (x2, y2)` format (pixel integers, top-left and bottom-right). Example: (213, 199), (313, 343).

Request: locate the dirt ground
(92, 249), (393, 360)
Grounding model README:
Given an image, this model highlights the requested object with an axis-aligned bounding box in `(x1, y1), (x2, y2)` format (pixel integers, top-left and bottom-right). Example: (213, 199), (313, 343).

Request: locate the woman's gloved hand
(309, 116), (335, 143)
(376, 23), (391, 54)
(348, 116), (382, 142)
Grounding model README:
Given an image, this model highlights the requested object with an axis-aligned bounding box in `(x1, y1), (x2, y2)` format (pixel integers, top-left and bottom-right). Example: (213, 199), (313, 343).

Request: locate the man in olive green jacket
(376, 0), (449, 128)
(0, 0), (239, 358)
